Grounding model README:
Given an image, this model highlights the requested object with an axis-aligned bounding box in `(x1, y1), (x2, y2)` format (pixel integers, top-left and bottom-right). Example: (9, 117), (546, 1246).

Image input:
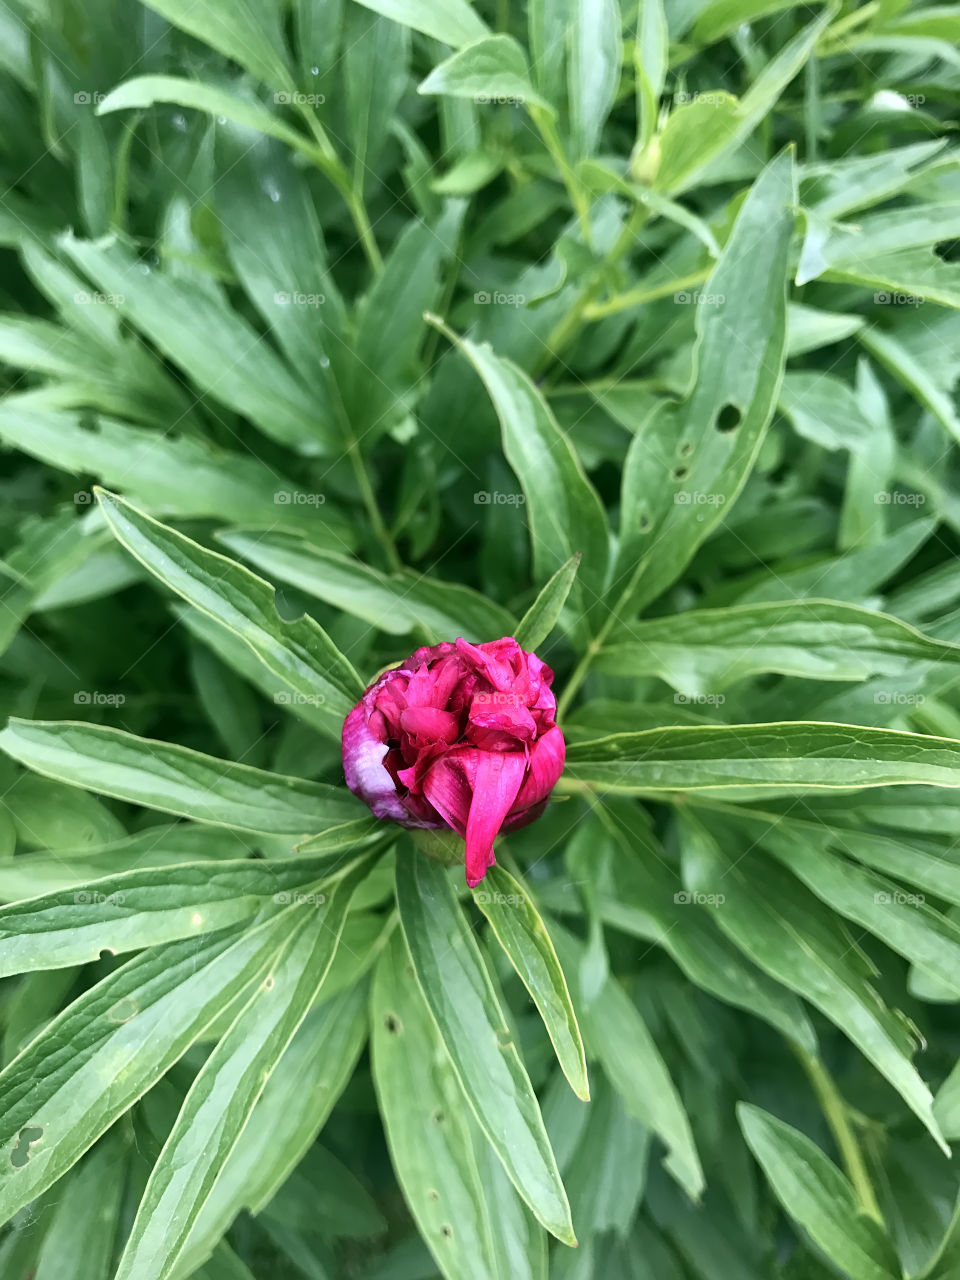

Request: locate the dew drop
(319, 355), (331, 369)
(217, 116), (227, 125)
(310, 65), (319, 75)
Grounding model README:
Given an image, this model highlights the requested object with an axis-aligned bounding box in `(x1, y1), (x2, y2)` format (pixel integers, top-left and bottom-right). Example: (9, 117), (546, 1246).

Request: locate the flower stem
(794, 1045), (884, 1224)
(347, 438), (402, 573)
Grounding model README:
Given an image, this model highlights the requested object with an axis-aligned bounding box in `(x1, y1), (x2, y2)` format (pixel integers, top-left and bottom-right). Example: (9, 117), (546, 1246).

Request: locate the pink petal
(422, 754), (473, 835)
(341, 703), (409, 823)
(463, 752), (527, 888)
(400, 706), (460, 744)
(514, 725), (565, 811)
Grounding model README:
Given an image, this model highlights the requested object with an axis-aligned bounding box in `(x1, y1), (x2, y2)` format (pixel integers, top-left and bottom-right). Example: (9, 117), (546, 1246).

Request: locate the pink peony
(342, 637), (566, 886)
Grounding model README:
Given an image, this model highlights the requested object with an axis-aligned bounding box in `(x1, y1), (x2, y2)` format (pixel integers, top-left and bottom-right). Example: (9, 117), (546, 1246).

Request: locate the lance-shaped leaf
(441, 330), (609, 633)
(352, 0), (488, 48)
(32, 1130), (128, 1280)
(596, 600), (960, 694)
(0, 912), (292, 1220)
(610, 150), (794, 621)
(96, 490), (363, 736)
(218, 529), (514, 641)
(114, 861), (369, 1280)
(395, 846), (574, 1244)
(563, 722), (960, 797)
(514, 554), (581, 651)
(133, 0), (291, 98)
(372, 930), (509, 1280)
(0, 719), (360, 835)
(738, 1105), (900, 1280)
(473, 866), (588, 1101)
(176, 984), (369, 1276)
(419, 35), (554, 113)
(679, 814), (947, 1153)
(0, 849), (378, 978)
(552, 926), (703, 1201)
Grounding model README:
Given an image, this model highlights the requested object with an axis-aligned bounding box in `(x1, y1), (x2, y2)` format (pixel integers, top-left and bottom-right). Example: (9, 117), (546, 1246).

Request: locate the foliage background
(1, 0), (960, 1277)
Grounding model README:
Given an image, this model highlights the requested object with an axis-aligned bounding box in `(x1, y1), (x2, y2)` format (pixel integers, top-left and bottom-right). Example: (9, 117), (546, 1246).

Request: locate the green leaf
(0, 912), (291, 1220)
(138, 0), (291, 88)
(738, 1104), (900, 1280)
(611, 150), (794, 619)
(33, 1132), (127, 1280)
(514, 554), (581, 651)
(0, 851), (373, 977)
(3, 773), (125, 851)
(96, 77), (324, 167)
(0, 720), (359, 836)
(680, 814), (947, 1153)
(395, 846), (574, 1244)
(60, 236), (330, 455)
(563, 722), (960, 797)
(114, 861), (368, 1280)
(634, 0), (668, 148)
(0, 401), (354, 544)
(595, 600), (960, 693)
(584, 799), (817, 1049)
(371, 930), (511, 1280)
(351, 0), (488, 47)
(473, 866), (589, 1101)
(553, 926), (704, 1201)
(567, 0), (620, 156)
(441, 330), (609, 629)
(756, 821), (960, 999)
(177, 985), (369, 1274)
(96, 490), (363, 736)
(419, 35), (555, 113)
(218, 529), (515, 641)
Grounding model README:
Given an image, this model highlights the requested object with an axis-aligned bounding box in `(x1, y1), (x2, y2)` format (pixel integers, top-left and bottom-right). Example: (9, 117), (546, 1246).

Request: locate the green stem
(556, 606), (621, 721)
(347, 439), (402, 573)
(584, 266), (712, 320)
(794, 1046), (884, 1225)
(535, 204), (650, 379)
(298, 108), (383, 273)
(530, 106), (592, 241)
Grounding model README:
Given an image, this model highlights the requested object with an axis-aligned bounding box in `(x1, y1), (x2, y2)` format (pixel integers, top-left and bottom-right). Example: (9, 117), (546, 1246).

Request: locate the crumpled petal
(462, 751), (527, 887)
(341, 635), (566, 885)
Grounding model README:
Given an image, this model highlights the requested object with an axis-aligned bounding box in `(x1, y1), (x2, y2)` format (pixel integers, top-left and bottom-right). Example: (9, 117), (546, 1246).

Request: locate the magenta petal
(514, 725), (566, 811)
(342, 703), (409, 822)
(463, 752), (527, 888)
(422, 754), (472, 836)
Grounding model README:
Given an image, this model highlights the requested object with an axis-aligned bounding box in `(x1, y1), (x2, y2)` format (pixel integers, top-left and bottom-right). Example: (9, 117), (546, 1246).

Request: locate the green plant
(1, 1), (960, 1277)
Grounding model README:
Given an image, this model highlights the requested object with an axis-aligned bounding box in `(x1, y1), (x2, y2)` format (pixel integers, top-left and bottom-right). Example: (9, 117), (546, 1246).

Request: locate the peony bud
(342, 637), (565, 887)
